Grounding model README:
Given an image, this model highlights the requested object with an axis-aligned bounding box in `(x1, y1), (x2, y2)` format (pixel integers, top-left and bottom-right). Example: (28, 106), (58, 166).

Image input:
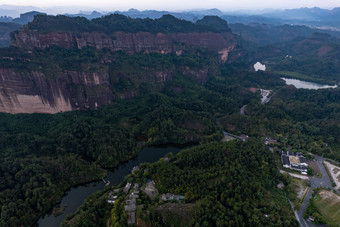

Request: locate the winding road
(220, 101), (334, 226)
(295, 155), (335, 227)
(240, 105), (247, 115)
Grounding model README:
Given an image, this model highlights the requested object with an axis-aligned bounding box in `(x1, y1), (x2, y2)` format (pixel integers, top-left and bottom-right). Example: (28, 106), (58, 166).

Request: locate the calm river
(38, 145), (187, 227)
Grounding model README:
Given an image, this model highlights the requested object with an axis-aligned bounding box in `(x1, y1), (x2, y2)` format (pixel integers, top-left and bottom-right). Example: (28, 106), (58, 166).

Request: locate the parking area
(324, 161), (340, 190)
(307, 160), (321, 176)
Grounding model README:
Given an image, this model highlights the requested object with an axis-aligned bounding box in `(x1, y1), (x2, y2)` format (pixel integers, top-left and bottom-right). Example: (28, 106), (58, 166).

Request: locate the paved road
(222, 131), (247, 142)
(240, 105), (247, 116)
(296, 155), (334, 227)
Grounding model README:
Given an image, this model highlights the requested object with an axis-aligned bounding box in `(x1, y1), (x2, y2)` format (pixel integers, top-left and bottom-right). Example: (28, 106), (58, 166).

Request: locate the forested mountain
(0, 14), (238, 114)
(254, 32), (340, 84)
(0, 11), (339, 227)
(0, 22), (21, 47)
(107, 141), (298, 226)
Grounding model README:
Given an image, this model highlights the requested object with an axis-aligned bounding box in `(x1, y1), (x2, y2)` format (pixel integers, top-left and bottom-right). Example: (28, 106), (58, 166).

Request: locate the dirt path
(279, 170), (309, 180)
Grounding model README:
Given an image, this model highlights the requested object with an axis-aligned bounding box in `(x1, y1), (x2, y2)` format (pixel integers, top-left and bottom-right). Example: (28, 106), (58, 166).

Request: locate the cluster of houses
(124, 182), (139, 225)
(106, 165), (186, 225)
(107, 182), (140, 225)
(281, 150), (308, 174)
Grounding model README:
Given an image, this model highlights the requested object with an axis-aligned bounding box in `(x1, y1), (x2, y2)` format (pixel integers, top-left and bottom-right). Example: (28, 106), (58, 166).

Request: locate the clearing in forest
(314, 190), (340, 226)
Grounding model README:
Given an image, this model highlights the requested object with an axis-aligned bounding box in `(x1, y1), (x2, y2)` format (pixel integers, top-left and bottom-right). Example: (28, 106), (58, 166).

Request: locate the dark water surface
(38, 145), (186, 227)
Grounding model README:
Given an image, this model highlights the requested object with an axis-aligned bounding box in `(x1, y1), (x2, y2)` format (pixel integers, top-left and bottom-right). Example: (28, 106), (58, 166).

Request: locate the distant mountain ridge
(1, 6), (340, 28)
(1, 6), (340, 49)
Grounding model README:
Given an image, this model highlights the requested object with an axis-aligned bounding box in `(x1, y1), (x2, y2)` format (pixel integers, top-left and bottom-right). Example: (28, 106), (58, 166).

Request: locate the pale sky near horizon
(1, 0), (339, 12)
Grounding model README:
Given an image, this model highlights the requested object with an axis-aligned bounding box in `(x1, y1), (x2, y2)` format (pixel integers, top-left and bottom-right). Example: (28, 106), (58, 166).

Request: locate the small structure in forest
(161, 193), (185, 202)
(107, 191), (117, 204)
(143, 180), (158, 199)
(123, 182), (132, 194)
(281, 150), (308, 174)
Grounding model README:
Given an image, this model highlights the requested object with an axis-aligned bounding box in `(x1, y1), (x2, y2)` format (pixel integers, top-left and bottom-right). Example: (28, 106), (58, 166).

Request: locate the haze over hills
(1, 5), (340, 29)
(0, 3), (340, 227)
(1, 6), (340, 49)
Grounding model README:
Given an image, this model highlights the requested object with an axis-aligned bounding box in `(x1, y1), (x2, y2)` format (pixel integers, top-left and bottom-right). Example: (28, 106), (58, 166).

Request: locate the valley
(0, 8), (339, 227)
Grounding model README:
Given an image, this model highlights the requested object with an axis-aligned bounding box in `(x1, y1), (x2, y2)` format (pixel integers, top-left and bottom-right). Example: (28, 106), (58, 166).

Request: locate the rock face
(0, 66), (210, 114)
(0, 68), (114, 113)
(11, 31), (236, 61)
(2, 16), (238, 114)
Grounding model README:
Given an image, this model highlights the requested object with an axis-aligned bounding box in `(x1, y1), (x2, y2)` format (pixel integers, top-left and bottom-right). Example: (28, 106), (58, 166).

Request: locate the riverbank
(38, 144), (191, 227)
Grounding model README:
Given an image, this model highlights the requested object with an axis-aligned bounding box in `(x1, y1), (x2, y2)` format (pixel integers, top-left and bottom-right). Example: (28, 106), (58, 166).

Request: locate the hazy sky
(1, 0), (339, 12)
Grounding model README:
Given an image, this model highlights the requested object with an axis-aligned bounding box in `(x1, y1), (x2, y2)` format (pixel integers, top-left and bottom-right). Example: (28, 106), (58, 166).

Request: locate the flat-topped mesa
(10, 14), (237, 62)
(1, 15), (235, 114)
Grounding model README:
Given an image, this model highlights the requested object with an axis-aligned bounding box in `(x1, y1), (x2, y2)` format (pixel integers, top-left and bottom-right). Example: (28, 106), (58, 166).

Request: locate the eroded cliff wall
(1, 15), (239, 114)
(0, 68), (114, 113)
(11, 31), (237, 61)
(0, 65), (210, 113)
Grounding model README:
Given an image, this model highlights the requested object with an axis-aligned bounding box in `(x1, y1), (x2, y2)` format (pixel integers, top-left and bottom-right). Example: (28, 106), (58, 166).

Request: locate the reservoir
(38, 145), (187, 227)
(281, 78), (338, 90)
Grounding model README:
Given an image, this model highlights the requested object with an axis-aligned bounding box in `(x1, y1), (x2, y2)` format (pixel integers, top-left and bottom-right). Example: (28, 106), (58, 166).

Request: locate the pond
(281, 78), (338, 90)
(38, 145), (188, 227)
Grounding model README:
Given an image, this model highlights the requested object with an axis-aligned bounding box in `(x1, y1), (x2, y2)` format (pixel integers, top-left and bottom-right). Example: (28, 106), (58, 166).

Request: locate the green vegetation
(219, 86), (340, 160)
(1, 45), (339, 225)
(108, 141), (298, 226)
(0, 22), (21, 47)
(0, 46), (257, 226)
(283, 174), (308, 210)
(21, 14), (231, 35)
(304, 188), (340, 225)
(262, 33), (340, 84)
(307, 166), (314, 176)
(0, 154), (106, 226)
(1, 13), (340, 227)
(62, 188), (112, 226)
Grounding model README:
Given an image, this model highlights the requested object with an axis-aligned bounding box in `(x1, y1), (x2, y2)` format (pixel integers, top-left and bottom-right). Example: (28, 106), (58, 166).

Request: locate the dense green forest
(18, 14), (231, 35)
(69, 141), (298, 226)
(0, 22), (21, 47)
(1, 46), (339, 225)
(0, 46), (257, 226)
(137, 141), (298, 226)
(260, 33), (340, 84)
(1, 13), (340, 227)
(219, 86), (340, 160)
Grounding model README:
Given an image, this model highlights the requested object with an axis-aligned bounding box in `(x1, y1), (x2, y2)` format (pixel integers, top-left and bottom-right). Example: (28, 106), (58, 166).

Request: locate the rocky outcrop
(11, 31), (237, 61)
(0, 65), (210, 113)
(2, 15), (235, 114)
(0, 68), (114, 113)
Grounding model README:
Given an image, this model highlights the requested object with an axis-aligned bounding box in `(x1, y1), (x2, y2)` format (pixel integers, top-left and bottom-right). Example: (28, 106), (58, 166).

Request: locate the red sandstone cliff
(1, 16), (238, 114)
(11, 30), (237, 62)
(0, 66), (209, 114)
(0, 68), (114, 113)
